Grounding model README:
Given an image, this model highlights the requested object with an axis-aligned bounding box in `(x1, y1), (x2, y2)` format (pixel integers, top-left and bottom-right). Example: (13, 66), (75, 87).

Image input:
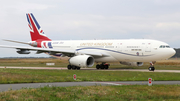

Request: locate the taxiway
(0, 81), (180, 92)
(1, 66), (180, 73)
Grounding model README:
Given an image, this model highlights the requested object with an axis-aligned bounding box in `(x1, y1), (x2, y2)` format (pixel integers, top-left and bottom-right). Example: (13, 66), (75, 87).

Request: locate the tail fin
(26, 13), (51, 41)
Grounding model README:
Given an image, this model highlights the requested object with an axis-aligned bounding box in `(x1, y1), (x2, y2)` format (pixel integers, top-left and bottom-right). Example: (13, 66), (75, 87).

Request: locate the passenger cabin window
(127, 46), (142, 51)
(159, 45), (170, 48)
(131, 49), (142, 51)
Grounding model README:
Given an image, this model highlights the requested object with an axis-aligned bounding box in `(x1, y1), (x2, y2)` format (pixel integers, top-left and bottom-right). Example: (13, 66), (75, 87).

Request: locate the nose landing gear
(148, 66), (155, 71)
(149, 61), (156, 71)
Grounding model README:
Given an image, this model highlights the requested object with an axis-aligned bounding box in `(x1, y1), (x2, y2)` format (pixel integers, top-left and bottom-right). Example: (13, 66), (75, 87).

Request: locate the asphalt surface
(1, 81), (180, 92)
(1, 66), (180, 73)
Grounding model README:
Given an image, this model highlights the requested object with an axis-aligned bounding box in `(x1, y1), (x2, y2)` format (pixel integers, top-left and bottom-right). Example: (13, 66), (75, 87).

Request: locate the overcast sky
(0, 0), (180, 57)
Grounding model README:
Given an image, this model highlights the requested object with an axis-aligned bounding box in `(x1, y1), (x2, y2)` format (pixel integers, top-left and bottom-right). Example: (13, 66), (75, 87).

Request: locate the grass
(0, 58), (69, 67)
(0, 85), (180, 100)
(0, 69), (180, 84)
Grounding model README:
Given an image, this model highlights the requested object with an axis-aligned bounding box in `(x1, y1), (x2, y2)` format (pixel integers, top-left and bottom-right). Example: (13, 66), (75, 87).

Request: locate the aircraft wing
(0, 45), (109, 57)
(78, 51), (110, 57)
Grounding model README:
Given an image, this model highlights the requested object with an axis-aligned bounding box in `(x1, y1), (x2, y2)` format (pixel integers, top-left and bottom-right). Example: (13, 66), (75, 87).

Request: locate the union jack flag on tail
(26, 13), (51, 41)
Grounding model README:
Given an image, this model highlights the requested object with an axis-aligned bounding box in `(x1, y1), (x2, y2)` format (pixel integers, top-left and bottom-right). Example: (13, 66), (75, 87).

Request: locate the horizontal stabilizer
(3, 39), (30, 45)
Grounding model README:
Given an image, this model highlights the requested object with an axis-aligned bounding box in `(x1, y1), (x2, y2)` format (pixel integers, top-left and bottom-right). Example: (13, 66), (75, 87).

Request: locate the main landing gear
(96, 63), (109, 69)
(67, 65), (81, 70)
(67, 63), (110, 70)
(148, 61), (156, 71)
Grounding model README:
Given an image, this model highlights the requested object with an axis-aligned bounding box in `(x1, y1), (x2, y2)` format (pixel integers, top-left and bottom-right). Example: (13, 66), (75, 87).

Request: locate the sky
(0, 0), (180, 57)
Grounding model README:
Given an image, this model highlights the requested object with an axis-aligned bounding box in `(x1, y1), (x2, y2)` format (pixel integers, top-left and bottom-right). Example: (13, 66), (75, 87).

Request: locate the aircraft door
(145, 43), (151, 52)
(118, 43), (122, 51)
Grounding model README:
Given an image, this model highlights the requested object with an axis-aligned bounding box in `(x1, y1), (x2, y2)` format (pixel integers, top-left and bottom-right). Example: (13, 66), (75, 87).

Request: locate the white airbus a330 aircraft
(0, 13), (176, 71)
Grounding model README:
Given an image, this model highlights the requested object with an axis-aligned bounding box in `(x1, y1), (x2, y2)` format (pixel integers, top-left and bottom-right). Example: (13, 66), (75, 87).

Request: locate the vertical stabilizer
(26, 13), (51, 41)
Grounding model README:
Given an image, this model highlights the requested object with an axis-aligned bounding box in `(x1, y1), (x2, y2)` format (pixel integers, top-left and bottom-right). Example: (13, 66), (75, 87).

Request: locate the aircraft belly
(94, 56), (118, 62)
(110, 52), (154, 62)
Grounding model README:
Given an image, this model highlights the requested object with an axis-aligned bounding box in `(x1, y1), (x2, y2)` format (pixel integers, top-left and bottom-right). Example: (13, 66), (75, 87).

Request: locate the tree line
(172, 48), (180, 58)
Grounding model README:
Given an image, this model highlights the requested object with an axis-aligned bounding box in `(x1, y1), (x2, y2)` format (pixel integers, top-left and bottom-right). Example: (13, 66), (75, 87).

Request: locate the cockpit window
(159, 45), (170, 48)
(166, 46), (170, 48)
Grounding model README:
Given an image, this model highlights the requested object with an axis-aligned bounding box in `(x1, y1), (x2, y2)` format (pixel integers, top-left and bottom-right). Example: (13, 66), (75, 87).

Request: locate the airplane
(0, 13), (176, 71)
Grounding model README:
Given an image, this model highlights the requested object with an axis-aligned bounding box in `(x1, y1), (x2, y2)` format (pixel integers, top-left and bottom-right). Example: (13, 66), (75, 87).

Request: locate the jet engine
(17, 49), (30, 54)
(120, 62), (143, 66)
(69, 55), (94, 68)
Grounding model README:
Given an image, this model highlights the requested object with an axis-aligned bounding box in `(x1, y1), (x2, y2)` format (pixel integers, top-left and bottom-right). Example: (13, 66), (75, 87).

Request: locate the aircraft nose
(169, 48), (176, 57)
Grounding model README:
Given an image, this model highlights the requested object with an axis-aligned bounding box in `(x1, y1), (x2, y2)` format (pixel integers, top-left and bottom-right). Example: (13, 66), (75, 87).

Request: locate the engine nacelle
(120, 61), (143, 66)
(69, 55), (94, 68)
(17, 50), (30, 54)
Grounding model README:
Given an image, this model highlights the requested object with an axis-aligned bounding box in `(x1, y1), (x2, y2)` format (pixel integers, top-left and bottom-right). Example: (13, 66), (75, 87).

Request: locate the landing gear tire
(77, 67), (80, 70)
(105, 65), (109, 69)
(148, 67), (155, 71)
(96, 65), (100, 69)
(100, 64), (105, 69)
(67, 65), (72, 70)
(67, 65), (81, 70)
(72, 66), (77, 70)
(96, 63), (109, 69)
